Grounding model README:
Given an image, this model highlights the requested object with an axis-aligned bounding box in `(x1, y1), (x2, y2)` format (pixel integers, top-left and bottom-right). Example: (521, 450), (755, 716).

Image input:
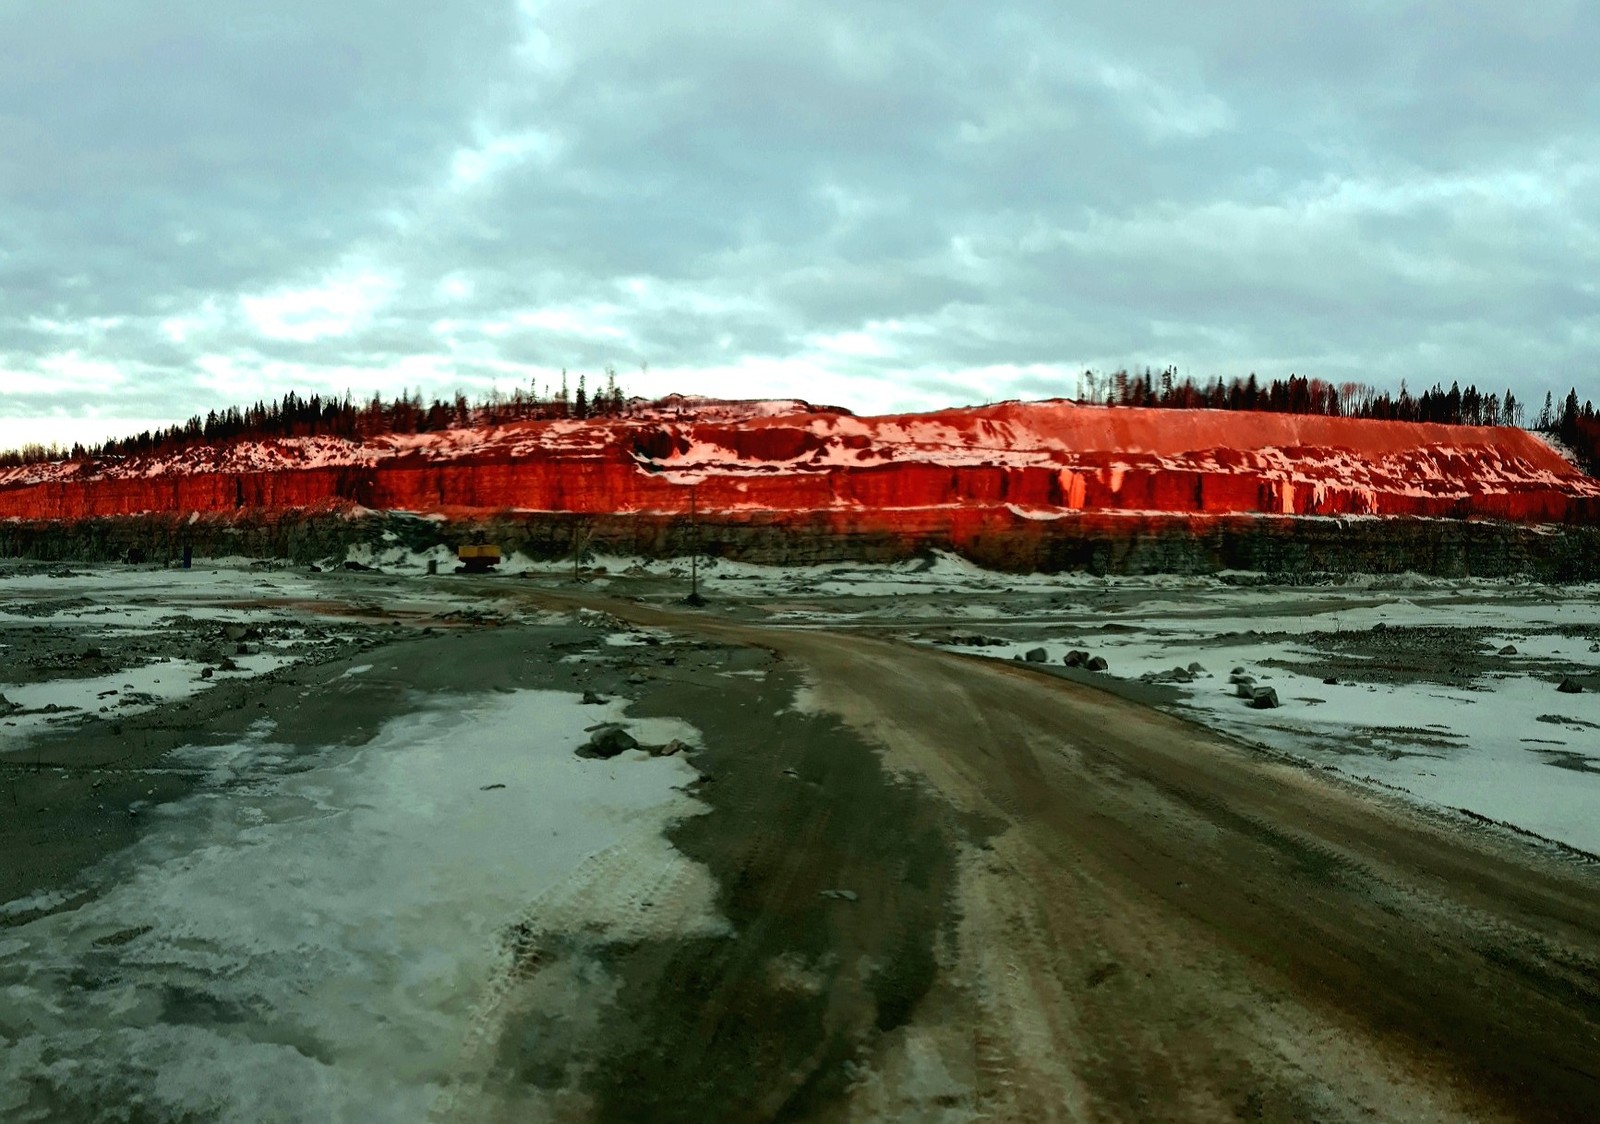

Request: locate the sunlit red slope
(1, 398), (1596, 525)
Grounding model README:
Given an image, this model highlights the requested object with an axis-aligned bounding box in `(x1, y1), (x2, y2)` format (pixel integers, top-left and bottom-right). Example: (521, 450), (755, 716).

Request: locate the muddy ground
(2, 558), (1599, 1122)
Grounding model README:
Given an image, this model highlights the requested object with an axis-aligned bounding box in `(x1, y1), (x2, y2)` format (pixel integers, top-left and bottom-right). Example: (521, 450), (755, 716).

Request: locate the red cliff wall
(2, 401), (1596, 528)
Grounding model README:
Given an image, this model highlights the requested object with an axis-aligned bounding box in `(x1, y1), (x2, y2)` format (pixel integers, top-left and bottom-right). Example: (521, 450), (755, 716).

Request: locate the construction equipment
(457, 543), (502, 573)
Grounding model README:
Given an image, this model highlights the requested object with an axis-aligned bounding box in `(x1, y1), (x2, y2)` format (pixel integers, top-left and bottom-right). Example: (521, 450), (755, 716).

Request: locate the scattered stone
(819, 889), (859, 902)
(1062, 650), (1090, 667)
(1085, 656), (1109, 672)
(218, 658), (239, 672)
(1231, 666), (1246, 676)
(1186, 662), (1208, 676)
(577, 726), (639, 759)
(652, 739), (689, 758)
(1557, 679), (1585, 694)
(343, 560), (375, 572)
(581, 690), (607, 705)
(1499, 645), (1518, 656)
(1250, 686), (1281, 709)
(1234, 680), (1258, 699)
(1372, 622), (1387, 632)
(200, 667), (214, 680)
(1024, 647), (1048, 663)
(1323, 676), (1340, 685)
(627, 673), (648, 685)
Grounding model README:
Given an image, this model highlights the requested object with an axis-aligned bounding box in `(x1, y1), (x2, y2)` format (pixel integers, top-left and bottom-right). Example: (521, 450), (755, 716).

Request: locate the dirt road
(541, 593), (1600, 1123)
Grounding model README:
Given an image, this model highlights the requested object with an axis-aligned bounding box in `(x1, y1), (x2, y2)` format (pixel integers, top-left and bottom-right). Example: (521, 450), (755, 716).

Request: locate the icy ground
(624, 552), (1600, 856)
(0, 689), (718, 1122)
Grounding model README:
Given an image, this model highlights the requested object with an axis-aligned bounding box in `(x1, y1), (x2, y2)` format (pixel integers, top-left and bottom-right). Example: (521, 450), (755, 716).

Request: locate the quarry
(2, 399), (1599, 1122)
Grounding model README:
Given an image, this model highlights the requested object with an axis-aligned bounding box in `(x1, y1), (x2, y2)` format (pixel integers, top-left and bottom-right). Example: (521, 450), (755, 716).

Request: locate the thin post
(689, 486), (698, 599)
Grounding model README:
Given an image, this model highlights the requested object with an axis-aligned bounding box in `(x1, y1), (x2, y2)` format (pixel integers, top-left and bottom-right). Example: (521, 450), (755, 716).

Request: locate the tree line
(0, 369), (627, 469)
(1079, 367), (1598, 473)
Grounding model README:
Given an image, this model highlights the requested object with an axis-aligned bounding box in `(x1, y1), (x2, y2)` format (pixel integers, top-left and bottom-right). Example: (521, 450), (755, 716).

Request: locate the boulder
(1085, 656), (1109, 672)
(1499, 645), (1518, 656)
(1063, 650), (1089, 667)
(1249, 686), (1280, 709)
(577, 726), (639, 759)
(1186, 662), (1208, 676)
(651, 739), (689, 758)
(1234, 680), (1258, 698)
(1557, 679), (1585, 694)
(581, 690), (607, 705)
(1024, 647), (1048, 663)
(0, 694), (17, 716)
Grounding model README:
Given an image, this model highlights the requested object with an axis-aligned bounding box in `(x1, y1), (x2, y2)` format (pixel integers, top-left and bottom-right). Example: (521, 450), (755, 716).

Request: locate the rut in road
(532, 594), (1600, 1122)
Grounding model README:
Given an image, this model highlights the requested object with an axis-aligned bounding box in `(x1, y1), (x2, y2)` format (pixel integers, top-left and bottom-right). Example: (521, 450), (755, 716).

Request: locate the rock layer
(2, 399), (1596, 523)
(2, 400), (1597, 575)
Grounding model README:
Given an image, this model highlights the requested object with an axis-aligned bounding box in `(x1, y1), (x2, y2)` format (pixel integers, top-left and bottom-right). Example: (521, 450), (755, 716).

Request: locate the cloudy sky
(3, 1), (1598, 450)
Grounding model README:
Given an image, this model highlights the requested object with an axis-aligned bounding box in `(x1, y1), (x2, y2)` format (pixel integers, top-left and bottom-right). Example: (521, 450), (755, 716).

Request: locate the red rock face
(2, 400), (1596, 528)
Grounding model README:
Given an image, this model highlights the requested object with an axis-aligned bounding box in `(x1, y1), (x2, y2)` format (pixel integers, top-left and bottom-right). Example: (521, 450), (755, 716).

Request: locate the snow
(923, 591), (1600, 853)
(5, 401), (1594, 512)
(0, 689), (722, 1122)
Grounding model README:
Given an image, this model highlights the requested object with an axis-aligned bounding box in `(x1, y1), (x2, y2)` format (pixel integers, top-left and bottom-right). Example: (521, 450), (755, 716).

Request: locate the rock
(1085, 656), (1109, 672)
(218, 657), (239, 672)
(581, 690), (607, 705)
(1323, 676), (1340, 685)
(1557, 679), (1585, 694)
(200, 667), (214, 680)
(1499, 645), (1518, 656)
(577, 726), (639, 759)
(1024, 647), (1048, 663)
(480, 783), (507, 791)
(0, 694), (17, 716)
(1187, 662), (1208, 675)
(1063, 650), (1089, 667)
(1171, 666), (1194, 682)
(651, 739), (689, 758)
(819, 889), (859, 902)
(1231, 666), (1246, 676)
(1234, 680), (1258, 698)
(1250, 686), (1281, 709)
(1372, 622), (1387, 632)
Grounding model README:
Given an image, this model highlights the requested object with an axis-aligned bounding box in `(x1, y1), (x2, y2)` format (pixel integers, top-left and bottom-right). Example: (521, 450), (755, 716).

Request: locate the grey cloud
(2, 0), (1598, 437)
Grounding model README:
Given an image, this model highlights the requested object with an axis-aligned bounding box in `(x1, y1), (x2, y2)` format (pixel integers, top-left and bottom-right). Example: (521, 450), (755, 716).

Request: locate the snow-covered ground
(0, 689), (720, 1122)
(887, 578), (1600, 855)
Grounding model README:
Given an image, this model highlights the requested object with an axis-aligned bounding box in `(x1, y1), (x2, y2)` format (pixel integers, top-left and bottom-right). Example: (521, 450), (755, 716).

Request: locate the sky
(2, 1), (1598, 451)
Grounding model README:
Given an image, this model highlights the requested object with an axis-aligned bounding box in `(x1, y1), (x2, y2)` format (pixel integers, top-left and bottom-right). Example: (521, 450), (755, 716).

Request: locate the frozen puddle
(0, 690), (723, 1122)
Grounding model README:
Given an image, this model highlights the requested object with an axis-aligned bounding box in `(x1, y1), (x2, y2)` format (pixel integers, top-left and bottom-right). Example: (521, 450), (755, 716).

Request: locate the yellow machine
(457, 543), (502, 573)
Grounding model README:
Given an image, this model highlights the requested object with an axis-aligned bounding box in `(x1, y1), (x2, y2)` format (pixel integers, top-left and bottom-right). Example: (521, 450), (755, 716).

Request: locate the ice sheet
(0, 689), (722, 1122)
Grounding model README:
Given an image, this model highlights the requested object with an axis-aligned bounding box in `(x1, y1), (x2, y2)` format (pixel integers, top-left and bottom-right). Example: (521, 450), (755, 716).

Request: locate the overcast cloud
(2, 1), (1598, 448)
